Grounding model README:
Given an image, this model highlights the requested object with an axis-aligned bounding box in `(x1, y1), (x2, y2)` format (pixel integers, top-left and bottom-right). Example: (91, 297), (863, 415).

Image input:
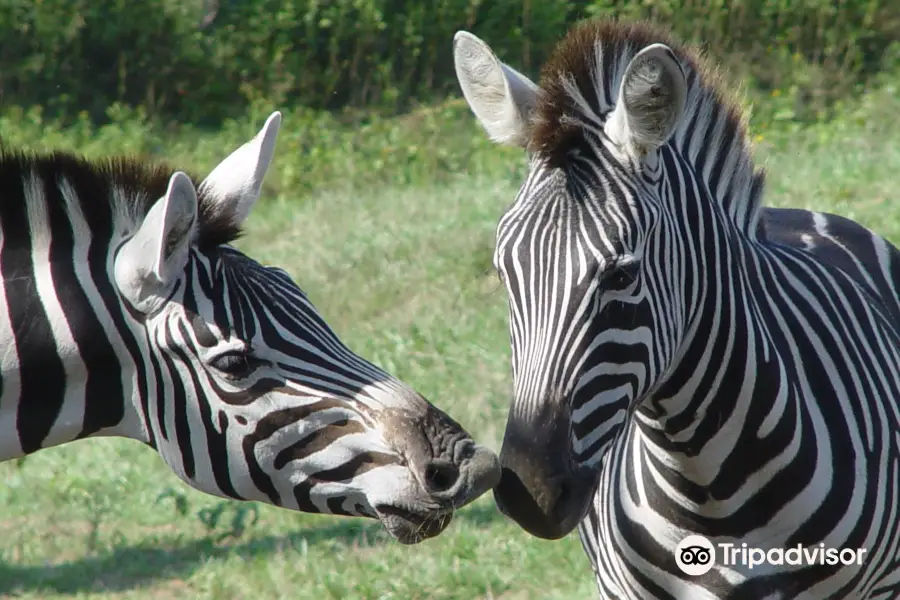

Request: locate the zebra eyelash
(207, 349), (265, 380)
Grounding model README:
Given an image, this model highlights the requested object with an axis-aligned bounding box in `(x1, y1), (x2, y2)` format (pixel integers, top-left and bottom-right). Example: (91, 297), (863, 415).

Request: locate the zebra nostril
(554, 480), (572, 511)
(423, 461), (460, 494)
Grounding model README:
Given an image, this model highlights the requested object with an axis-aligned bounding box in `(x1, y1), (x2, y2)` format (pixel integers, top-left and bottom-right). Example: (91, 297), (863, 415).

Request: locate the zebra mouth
(375, 505), (455, 544)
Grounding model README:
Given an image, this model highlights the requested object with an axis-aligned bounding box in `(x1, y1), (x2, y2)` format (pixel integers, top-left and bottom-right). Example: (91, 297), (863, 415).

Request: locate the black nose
(493, 464), (598, 540)
(423, 460), (460, 494)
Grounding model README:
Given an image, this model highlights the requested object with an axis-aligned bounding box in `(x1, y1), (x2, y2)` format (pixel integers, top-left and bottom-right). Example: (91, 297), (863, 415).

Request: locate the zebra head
(455, 24), (708, 539)
(106, 113), (500, 543)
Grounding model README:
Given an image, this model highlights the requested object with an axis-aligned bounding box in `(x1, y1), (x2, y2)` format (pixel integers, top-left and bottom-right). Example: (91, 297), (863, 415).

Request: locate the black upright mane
(0, 149), (241, 249)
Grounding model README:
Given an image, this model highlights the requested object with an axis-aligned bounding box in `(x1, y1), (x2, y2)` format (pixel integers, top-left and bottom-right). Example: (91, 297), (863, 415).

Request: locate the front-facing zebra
(0, 112), (500, 544)
(455, 19), (900, 598)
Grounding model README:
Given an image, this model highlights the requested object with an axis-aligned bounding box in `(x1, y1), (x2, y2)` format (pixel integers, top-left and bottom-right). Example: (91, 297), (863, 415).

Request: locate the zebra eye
(209, 351), (259, 379)
(604, 261), (640, 290)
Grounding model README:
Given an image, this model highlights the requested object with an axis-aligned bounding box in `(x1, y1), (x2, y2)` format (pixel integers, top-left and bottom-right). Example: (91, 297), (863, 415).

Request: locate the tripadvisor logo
(675, 535), (716, 576)
(674, 535), (868, 577)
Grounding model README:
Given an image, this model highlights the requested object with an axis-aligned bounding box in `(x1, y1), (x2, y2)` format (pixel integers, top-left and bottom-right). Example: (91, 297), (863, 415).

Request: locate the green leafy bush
(2, 1), (897, 124)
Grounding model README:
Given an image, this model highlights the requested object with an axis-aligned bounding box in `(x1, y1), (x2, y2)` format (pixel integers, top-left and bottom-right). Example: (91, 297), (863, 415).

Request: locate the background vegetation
(2, 0), (900, 124)
(1, 1), (899, 598)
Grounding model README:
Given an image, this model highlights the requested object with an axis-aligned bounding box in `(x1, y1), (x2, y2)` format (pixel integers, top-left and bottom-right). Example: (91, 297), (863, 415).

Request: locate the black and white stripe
(455, 19), (900, 597)
(0, 112), (500, 544)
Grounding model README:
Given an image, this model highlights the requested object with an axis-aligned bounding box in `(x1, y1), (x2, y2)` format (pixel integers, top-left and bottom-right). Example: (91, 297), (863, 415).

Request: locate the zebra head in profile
(455, 19), (900, 599)
(0, 112), (500, 544)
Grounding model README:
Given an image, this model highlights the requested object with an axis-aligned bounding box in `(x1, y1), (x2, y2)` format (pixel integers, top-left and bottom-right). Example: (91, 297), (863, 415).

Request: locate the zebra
(0, 111), (500, 545)
(454, 19), (900, 598)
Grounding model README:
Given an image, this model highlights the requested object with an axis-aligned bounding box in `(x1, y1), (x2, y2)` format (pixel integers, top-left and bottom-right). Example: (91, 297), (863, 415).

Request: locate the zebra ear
(453, 31), (539, 148)
(199, 111), (281, 226)
(114, 172), (198, 313)
(606, 44), (686, 158)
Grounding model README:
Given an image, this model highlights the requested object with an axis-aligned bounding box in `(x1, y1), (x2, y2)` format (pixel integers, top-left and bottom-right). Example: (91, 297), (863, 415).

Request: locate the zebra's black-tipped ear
(605, 44), (686, 158)
(453, 31), (539, 148)
(114, 172), (198, 313)
(199, 111), (281, 226)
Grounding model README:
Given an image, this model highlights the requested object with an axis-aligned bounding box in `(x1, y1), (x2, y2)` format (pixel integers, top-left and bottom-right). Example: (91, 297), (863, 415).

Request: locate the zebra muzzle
(374, 504), (455, 545)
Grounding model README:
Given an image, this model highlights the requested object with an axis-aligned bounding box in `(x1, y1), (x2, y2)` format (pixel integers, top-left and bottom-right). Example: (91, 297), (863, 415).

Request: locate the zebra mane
(0, 148), (242, 249)
(530, 19), (766, 236)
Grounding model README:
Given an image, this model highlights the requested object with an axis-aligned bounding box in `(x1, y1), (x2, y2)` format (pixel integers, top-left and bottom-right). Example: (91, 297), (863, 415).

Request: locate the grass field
(1, 78), (899, 599)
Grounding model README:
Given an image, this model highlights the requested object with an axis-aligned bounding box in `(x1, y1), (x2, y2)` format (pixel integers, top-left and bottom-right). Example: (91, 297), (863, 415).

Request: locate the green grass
(2, 78), (900, 599)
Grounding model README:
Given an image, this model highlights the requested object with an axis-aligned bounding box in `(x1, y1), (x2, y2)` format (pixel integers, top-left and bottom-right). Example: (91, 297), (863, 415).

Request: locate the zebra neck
(0, 253), (155, 462)
(0, 353), (148, 461)
(636, 237), (795, 494)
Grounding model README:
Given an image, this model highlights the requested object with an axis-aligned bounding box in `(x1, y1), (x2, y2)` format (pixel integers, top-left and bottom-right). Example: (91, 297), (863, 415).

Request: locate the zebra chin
(374, 505), (455, 545)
